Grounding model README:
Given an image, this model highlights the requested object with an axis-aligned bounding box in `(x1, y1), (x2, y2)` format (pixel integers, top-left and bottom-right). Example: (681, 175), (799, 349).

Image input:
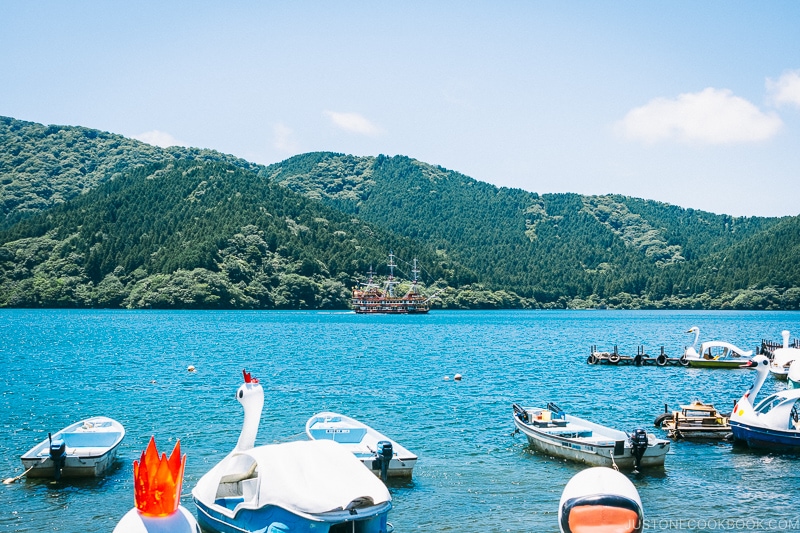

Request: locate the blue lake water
(1, 309), (799, 532)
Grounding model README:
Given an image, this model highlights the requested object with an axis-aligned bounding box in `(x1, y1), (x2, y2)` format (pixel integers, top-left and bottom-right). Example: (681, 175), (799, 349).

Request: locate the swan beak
(741, 360), (756, 369)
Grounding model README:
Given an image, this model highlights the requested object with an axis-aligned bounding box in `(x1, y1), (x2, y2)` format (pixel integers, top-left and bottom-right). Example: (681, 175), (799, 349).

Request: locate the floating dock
(587, 346), (687, 366)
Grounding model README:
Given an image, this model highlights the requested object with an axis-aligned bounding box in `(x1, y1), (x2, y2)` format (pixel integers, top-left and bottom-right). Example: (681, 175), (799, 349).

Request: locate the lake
(1, 309), (799, 532)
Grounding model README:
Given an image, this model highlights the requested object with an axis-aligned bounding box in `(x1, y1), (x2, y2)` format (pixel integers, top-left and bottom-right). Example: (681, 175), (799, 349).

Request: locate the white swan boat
(20, 416), (125, 480)
(730, 355), (800, 451)
(769, 331), (800, 380)
(306, 412), (417, 480)
(512, 403), (669, 471)
(559, 467), (643, 533)
(789, 359), (800, 390)
(192, 371), (392, 533)
(683, 326), (753, 368)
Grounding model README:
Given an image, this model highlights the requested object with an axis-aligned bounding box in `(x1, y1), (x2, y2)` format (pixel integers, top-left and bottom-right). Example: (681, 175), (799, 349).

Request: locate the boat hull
(513, 412), (669, 470)
(21, 447), (121, 478)
(730, 421), (800, 451)
(194, 498), (392, 533)
(685, 359), (746, 369)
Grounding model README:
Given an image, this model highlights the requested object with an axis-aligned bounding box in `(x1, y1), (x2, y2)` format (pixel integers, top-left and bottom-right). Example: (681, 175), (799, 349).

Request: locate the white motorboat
(20, 416), (125, 480)
(683, 326), (753, 368)
(559, 467), (643, 533)
(769, 331), (800, 380)
(192, 370), (392, 533)
(730, 355), (800, 451)
(306, 412), (417, 480)
(513, 403), (669, 471)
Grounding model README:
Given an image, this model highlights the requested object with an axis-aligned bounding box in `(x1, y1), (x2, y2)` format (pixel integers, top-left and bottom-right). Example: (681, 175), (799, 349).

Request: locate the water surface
(1, 310), (799, 532)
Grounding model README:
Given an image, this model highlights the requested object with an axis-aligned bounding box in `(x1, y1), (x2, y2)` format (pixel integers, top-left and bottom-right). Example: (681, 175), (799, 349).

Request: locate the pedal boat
(656, 401), (731, 439)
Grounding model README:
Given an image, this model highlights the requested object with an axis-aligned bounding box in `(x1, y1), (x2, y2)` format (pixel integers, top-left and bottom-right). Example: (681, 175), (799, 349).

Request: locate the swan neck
(234, 385), (264, 452)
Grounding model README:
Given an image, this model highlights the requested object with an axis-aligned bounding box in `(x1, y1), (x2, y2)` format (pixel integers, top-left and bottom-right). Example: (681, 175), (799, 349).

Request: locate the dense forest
(1, 116), (799, 310)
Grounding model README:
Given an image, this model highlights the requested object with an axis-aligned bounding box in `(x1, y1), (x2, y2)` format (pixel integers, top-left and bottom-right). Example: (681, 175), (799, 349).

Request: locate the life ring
(587, 355), (598, 364)
(656, 354), (668, 366)
(608, 353), (620, 364)
(653, 412), (671, 427)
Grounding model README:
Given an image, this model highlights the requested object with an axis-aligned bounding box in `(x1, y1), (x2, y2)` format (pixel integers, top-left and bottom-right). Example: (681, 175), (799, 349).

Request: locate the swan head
(686, 326), (699, 335)
(234, 369), (264, 452)
(741, 354), (770, 371)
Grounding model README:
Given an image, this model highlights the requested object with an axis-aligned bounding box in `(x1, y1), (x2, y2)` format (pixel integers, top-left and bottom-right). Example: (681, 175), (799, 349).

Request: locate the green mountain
(1, 116), (798, 310)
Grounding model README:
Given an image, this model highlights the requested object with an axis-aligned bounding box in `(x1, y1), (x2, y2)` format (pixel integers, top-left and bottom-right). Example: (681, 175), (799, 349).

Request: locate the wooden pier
(587, 345), (687, 366)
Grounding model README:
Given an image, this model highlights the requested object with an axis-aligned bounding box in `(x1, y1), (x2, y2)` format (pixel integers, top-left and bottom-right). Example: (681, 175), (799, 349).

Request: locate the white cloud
(132, 130), (187, 148)
(323, 111), (383, 136)
(767, 70), (800, 108)
(273, 122), (301, 154)
(616, 88), (782, 144)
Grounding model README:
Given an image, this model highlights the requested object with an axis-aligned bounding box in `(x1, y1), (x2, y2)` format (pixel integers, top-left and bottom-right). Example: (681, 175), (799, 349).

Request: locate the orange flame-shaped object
(133, 437), (186, 517)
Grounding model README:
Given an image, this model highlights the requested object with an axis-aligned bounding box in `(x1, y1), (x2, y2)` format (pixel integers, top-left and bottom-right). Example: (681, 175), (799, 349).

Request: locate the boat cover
(194, 439), (390, 517)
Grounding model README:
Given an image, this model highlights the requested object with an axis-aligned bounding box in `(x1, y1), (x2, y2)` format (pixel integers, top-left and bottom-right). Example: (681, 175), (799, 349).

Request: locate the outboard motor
(48, 433), (66, 481)
(628, 429), (649, 473)
(374, 440), (393, 482)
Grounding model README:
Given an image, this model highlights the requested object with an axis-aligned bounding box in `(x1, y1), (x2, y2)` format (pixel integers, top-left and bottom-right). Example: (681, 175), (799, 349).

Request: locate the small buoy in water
(150, 380), (156, 384)
(454, 374), (462, 381)
(444, 376), (450, 381)
(187, 365), (196, 372)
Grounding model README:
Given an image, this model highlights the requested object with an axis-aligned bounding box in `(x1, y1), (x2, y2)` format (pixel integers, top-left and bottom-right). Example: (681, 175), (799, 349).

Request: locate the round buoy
(454, 374), (462, 381)
(187, 365), (196, 372)
(444, 376), (450, 381)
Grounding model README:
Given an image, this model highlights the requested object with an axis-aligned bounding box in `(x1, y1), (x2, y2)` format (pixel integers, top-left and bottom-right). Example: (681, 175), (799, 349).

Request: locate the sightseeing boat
(352, 252), (432, 314)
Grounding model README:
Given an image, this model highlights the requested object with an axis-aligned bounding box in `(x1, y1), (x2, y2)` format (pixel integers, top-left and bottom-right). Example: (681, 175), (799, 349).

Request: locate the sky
(2, 2), (800, 217)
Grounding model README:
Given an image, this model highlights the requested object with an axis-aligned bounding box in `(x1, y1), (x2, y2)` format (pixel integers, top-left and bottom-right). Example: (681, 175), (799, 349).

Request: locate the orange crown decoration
(133, 436), (186, 517)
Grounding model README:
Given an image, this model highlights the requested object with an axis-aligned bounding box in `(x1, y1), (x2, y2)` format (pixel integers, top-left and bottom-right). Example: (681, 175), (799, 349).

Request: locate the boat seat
(567, 504), (639, 533)
(220, 461), (258, 484)
(62, 432), (121, 448)
(309, 428), (367, 444)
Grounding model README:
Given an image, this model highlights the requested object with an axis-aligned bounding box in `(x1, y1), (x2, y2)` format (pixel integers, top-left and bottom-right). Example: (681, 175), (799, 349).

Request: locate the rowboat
(306, 412), (417, 480)
(513, 403), (669, 471)
(20, 416), (125, 480)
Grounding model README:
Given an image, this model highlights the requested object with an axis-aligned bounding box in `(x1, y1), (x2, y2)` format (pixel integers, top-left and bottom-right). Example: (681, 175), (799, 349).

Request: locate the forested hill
(1, 116), (798, 310)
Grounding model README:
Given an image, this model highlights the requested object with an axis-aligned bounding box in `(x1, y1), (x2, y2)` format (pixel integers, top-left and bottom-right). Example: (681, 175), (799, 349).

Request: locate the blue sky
(2, 2), (799, 217)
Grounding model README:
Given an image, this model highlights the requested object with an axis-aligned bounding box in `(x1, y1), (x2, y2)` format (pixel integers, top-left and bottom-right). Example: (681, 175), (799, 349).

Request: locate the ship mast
(386, 251), (399, 297)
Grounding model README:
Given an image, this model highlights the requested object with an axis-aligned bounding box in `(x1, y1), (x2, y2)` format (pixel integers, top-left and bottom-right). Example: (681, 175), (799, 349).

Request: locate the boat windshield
(754, 395), (784, 415)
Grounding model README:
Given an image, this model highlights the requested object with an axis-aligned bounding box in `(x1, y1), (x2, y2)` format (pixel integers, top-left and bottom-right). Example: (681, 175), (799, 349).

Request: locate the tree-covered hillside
(1, 117), (798, 310)
(0, 160), (469, 309)
(268, 152), (795, 309)
(0, 116), (268, 228)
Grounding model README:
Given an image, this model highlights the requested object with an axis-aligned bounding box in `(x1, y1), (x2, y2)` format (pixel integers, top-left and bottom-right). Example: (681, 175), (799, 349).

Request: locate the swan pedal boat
(683, 326), (753, 368)
(656, 401), (731, 439)
(768, 331), (800, 380)
(192, 370), (392, 533)
(306, 412), (417, 479)
(513, 404), (669, 471)
(730, 355), (800, 451)
(20, 416), (125, 479)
